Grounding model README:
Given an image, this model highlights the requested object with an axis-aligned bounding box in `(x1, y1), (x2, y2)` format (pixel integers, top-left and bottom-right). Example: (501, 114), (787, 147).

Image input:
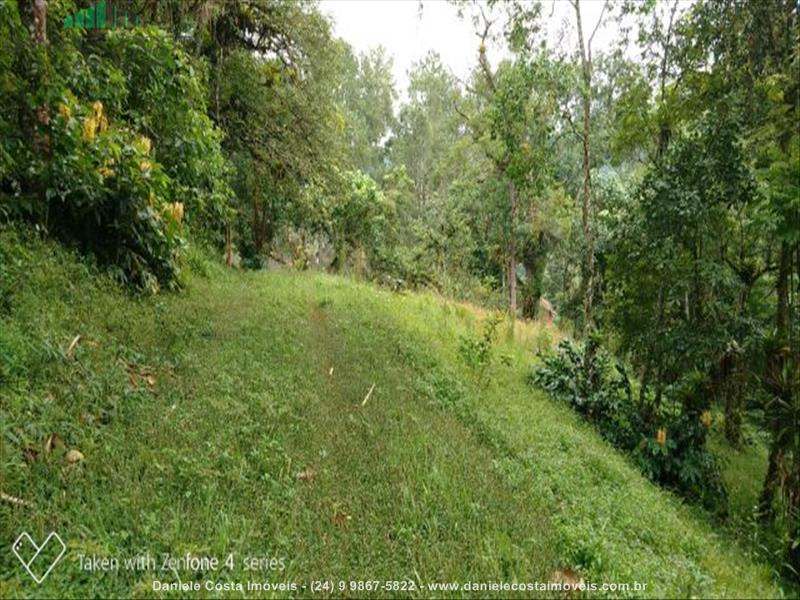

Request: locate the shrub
(44, 97), (183, 291)
(532, 339), (727, 512)
(101, 28), (233, 242)
(458, 312), (504, 384)
(0, 12), (232, 291)
(532, 339), (637, 445)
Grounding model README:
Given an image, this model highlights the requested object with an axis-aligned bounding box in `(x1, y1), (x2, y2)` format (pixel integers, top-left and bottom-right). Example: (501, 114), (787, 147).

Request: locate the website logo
(63, 1), (142, 29)
(11, 532), (67, 584)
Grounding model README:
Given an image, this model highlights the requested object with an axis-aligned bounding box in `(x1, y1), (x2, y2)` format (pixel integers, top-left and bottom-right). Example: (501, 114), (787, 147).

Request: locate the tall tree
(456, 3), (558, 320)
(391, 51), (462, 214)
(569, 0), (609, 337)
(336, 45), (397, 181)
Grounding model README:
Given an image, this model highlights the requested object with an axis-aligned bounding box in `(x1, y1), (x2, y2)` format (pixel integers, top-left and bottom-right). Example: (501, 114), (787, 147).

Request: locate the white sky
(321, 0), (616, 97)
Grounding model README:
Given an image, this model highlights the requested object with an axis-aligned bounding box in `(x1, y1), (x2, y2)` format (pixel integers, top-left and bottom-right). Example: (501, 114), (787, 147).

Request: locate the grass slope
(0, 231), (788, 598)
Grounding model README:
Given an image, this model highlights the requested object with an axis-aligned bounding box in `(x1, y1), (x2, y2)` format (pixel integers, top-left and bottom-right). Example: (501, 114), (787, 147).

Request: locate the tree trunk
(332, 243), (347, 273)
(776, 241), (790, 341)
(654, 360), (664, 408)
(723, 359), (743, 447)
(509, 180), (518, 320)
(520, 229), (548, 320)
(32, 0), (47, 45)
(655, 0), (679, 159)
(692, 236), (704, 322)
(759, 241), (792, 520)
(252, 199), (263, 255)
(758, 446), (784, 520)
(32, 0), (50, 150)
(720, 279), (754, 447)
(639, 363), (649, 405)
(788, 461), (800, 579)
(30, 0), (51, 225)
(574, 0), (594, 336)
(225, 222), (233, 267)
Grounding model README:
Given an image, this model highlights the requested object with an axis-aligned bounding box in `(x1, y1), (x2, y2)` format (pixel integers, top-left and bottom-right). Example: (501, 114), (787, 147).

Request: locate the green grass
(708, 422), (796, 578)
(0, 230), (792, 598)
(710, 423), (769, 525)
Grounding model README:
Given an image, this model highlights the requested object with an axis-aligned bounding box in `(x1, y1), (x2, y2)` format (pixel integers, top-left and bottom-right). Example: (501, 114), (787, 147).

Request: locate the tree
(194, 1), (348, 262)
(327, 169), (394, 273)
(670, 0), (799, 575)
(569, 0), (610, 338)
(455, 3), (560, 320)
(336, 45), (397, 181)
(391, 52), (462, 213)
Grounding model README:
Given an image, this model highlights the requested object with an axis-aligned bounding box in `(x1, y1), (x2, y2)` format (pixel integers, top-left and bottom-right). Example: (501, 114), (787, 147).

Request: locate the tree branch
(587, 0), (610, 60)
(476, 4), (496, 93)
(561, 106), (583, 142)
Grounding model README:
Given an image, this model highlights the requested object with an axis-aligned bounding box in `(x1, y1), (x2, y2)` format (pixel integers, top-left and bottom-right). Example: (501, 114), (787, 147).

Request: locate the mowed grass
(0, 230), (790, 598)
(0, 234), (555, 598)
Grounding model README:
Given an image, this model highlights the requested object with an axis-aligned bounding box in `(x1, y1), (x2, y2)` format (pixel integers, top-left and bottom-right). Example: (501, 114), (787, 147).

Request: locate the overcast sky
(321, 0), (616, 97)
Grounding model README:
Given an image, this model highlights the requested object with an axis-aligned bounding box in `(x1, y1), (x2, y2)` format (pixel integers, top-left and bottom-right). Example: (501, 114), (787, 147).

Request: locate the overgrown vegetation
(532, 339), (727, 513)
(458, 311), (504, 384)
(1, 4), (231, 289)
(0, 231), (792, 597)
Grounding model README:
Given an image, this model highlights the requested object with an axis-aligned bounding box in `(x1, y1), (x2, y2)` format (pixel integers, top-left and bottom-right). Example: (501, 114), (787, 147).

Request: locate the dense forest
(1, 0), (798, 594)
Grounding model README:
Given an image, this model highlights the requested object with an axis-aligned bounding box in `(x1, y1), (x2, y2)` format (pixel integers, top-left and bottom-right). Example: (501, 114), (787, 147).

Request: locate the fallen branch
(66, 334), (81, 356)
(1, 491), (33, 508)
(361, 383), (376, 407)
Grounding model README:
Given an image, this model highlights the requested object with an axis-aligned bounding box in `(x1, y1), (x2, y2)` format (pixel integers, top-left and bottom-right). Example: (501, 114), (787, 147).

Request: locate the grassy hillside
(0, 230), (789, 598)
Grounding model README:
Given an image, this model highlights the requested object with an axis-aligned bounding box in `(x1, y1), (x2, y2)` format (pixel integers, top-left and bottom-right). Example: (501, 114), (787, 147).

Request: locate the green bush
(532, 339), (727, 512)
(0, 7), (232, 291)
(45, 96), (183, 291)
(458, 312), (503, 384)
(101, 28), (233, 241)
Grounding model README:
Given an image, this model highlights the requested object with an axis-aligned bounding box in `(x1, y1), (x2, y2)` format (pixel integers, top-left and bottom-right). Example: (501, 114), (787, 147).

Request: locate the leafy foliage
(0, 4), (231, 290)
(458, 312), (504, 384)
(1, 0), (798, 583)
(101, 28), (233, 239)
(533, 339), (727, 511)
(46, 96), (183, 291)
